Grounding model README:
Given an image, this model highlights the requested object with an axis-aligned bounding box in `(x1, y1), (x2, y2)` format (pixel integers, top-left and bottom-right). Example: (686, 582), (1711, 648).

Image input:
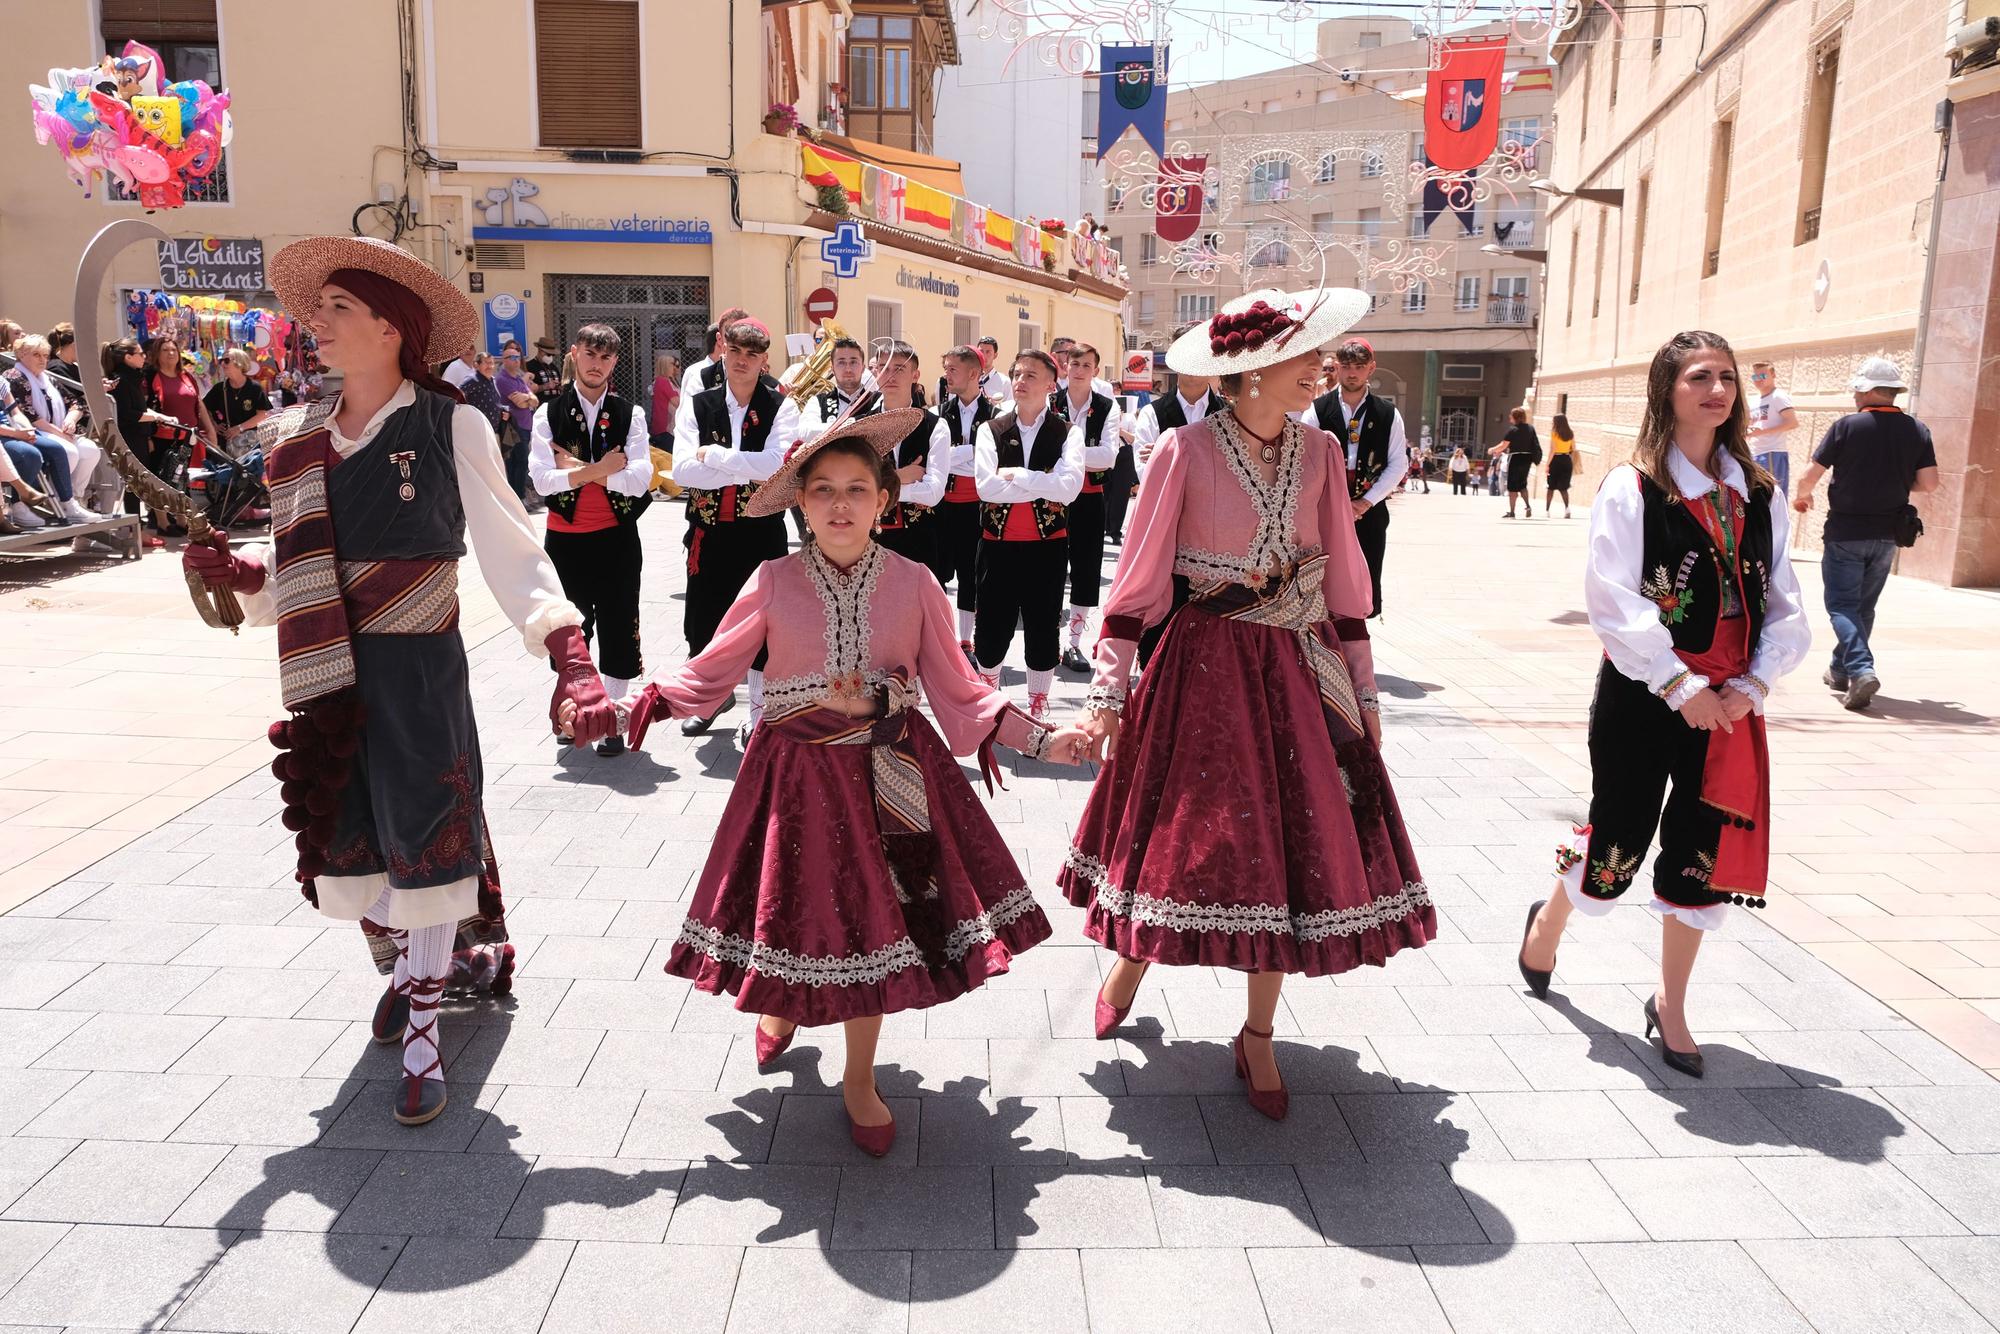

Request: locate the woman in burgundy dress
(1060, 288), (1436, 1121)
(612, 409), (1088, 1156)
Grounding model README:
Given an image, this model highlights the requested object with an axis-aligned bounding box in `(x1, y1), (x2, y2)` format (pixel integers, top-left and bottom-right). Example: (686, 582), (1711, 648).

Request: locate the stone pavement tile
(987, 1038), (1124, 1098)
(1332, 946), (1449, 988)
(577, 863), (694, 904)
(0, 1070), (82, 1136)
(1471, 1091), (1656, 1161)
(1592, 1158), (1807, 1241)
(831, 1165), (994, 1250)
(540, 1239), (739, 1334)
(449, 1024), (605, 1088)
(1402, 984), (1550, 1037)
(579, 1029), (731, 1090)
(517, 935), (653, 980)
(908, 1248), (1088, 1334)
(169, 1074), (366, 1148)
(168, 924), (325, 969)
(1157, 988), (1301, 1038)
(501, 897), (623, 938)
(1144, 1165), (1323, 1248)
(1494, 1034), (1663, 1091)
(0, 1139), (76, 1214)
(618, 1088), (782, 1162)
(1908, 1238), (2000, 1327)
(168, 966), (335, 1018)
(1283, 983), (1424, 1036)
(1604, 1088), (1797, 1158)
(1744, 1157), (1968, 1239)
(20, 1070), (222, 1142)
(0, 1222), (236, 1329)
(335, 1148), (533, 1238)
(768, 1094), (922, 1167)
(995, 1165), (1158, 1248)
(1450, 1161), (1647, 1244)
(1266, 1038), (1400, 1094)
(0, 917), (90, 964)
(1059, 1095), (1213, 1164)
(445, 974), (573, 1031)
(1867, 1028), (1999, 1085)
(0, 960), (96, 1009)
(471, 1085), (643, 1158)
(1891, 999), (2000, 1071)
(723, 1247), (910, 1334)
(1743, 1238), (1990, 1334)
(600, 898), (691, 938)
(45, 922), (224, 970)
(1739, 1086), (1948, 1158)
(1195, 1093), (1360, 1164)
(1876, 1085), (2000, 1153)
(1249, 1244), (1452, 1333)
(1743, 1029), (1930, 1088)
(498, 1157), (684, 1243)
(37, 962), (214, 1017)
(1042, 990), (1168, 1042)
(1744, 982), (1909, 1032)
(165, 1143), (383, 1231)
(923, 988), (1053, 1040)
(350, 1237), (575, 1334)
(1371, 1035), (1531, 1092)
(871, 1039), (992, 1098)
(1616, 1033), (1800, 1090)
(0, 1219), (69, 1296)
(32, 1011), (218, 1073)
(664, 1162), (840, 1247)
(1295, 1160), (1486, 1246)
(547, 978), (692, 1035)
(4, 1139), (226, 1226)
(1419, 943), (1541, 988)
(169, 1016), (348, 1079)
(1542, 941), (1661, 987)
(1337, 1090), (1510, 1163)
(1576, 1240), (1812, 1334)
(165, 1229), (404, 1334)
(318, 1078), (502, 1154)
(978, 942), (1104, 992)
(1894, 1155), (2000, 1233)
(1079, 1247), (1270, 1334)
(1415, 1243), (1634, 1334)
(0, 1012), (88, 1070)
(917, 1096), (1065, 1166)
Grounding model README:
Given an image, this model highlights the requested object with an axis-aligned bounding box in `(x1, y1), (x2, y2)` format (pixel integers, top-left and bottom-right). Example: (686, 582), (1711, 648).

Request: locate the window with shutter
(536, 0), (642, 150)
(101, 0), (229, 203)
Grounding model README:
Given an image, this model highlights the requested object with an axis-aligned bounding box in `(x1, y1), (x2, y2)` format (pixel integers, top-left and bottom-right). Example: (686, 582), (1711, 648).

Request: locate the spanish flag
(906, 180), (953, 231)
(801, 144), (863, 204)
(985, 211), (1015, 255)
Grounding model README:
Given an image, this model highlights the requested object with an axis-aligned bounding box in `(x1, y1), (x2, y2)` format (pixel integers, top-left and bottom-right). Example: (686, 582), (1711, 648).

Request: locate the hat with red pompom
(1166, 286), (1371, 378)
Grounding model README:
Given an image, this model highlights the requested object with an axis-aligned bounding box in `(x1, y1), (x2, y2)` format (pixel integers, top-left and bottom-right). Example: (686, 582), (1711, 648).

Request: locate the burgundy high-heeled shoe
(754, 1018), (796, 1067)
(1233, 1024), (1290, 1122)
(1093, 960), (1150, 1039)
(847, 1088), (896, 1158)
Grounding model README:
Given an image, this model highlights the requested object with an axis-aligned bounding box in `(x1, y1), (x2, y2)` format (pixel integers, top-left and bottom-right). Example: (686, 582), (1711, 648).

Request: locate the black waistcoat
(881, 410), (941, 529)
(329, 388), (465, 561)
(685, 379), (785, 528)
(542, 384), (650, 526)
(981, 410), (1070, 540)
(943, 394), (993, 446)
(1313, 391), (1394, 500)
(1152, 391), (1214, 433)
(1636, 473), (1774, 656)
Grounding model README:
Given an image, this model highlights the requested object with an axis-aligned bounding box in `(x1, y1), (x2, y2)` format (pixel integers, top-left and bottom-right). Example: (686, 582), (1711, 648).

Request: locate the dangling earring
(1249, 371), (1262, 399)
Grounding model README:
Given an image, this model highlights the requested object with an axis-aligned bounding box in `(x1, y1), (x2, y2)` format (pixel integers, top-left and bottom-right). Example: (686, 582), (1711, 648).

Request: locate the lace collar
(1208, 409), (1308, 575)
(802, 541), (887, 696)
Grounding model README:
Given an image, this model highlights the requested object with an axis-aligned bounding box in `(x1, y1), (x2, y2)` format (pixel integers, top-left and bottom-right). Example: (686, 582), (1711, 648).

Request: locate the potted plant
(815, 182), (850, 217)
(1040, 217), (1068, 237)
(764, 102), (799, 136)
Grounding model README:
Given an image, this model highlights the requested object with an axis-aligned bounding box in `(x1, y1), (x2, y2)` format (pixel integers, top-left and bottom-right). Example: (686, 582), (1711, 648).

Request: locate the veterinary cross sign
(821, 221), (874, 279)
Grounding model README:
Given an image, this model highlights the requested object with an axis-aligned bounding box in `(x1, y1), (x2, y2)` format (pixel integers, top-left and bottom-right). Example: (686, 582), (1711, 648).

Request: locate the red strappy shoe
(1233, 1024), (1289, 1122)
(395, 976), (448, 1126)
(754, 1017), (796, 1067)
(1093, 960), (1150, 1039)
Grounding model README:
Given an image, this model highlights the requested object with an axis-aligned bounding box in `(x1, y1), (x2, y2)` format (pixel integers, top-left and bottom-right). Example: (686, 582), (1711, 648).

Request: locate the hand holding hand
(545, 625), (616, 744)
(1679, 688), (1735, 733)
(1717, 686), (1755, 722)
(181, 531), (265, 594)
(1079, 710), (1120, 764)
(1043, 726), (1093, 765)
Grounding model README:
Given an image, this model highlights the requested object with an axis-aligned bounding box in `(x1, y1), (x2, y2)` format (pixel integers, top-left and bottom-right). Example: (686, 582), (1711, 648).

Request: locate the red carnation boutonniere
(597, 412), (610, 433)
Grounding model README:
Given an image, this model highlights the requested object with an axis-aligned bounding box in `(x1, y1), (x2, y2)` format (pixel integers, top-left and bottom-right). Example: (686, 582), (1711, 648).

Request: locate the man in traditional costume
(1307, 338), (1407, 618)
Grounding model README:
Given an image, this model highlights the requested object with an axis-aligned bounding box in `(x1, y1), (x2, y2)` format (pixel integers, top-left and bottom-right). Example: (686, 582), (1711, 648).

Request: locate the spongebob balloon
(130, 94), (182, 146)
(30, 38), (230, 208)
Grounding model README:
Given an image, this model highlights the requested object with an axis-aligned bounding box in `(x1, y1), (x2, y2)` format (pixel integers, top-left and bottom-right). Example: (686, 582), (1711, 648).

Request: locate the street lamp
(1530, 177), (1625, 207)
(1482, 243), (1547, 263)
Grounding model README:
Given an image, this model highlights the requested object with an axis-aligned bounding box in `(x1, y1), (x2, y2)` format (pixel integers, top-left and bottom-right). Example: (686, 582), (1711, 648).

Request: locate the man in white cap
(1792, 355), (1939, 711)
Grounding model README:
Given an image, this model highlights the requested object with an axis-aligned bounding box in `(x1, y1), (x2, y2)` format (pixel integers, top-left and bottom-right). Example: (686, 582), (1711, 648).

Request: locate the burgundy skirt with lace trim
(1058, 608), (1435, 975)
(664, 709), (1051, 1027)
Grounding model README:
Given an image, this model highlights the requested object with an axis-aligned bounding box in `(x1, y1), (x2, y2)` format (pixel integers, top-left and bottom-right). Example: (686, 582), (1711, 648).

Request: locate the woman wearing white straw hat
(183, 236), (618, 1126)
(607, 408), (1088, 1157)
(1058, 288), (1436, 1122)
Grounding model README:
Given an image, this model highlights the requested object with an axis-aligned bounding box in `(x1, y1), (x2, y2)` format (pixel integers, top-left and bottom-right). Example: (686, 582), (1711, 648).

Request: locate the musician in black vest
(1051, 344), (1121, 673)
(1309, 337), (1408, 618)
(1128, 361), (1222, 669)
(528, 324), (656, 756)
(938, 344), (994, 655)
(797, 337), (870, 438)
(671, 318), (803, 738)
(972, 350), (1086, 723)
(869, 341), (950, 579)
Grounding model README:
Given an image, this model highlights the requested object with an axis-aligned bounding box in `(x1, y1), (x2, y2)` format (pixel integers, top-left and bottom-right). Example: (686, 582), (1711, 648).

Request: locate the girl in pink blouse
(1059, 289), (1436, 1121)
(609, 409), (1089, 1156)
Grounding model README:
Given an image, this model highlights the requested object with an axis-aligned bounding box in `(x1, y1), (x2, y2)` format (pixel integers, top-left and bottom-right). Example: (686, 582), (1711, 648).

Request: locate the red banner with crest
(1425, 37), (1507, 172)
(1155, 156), (1206, 243)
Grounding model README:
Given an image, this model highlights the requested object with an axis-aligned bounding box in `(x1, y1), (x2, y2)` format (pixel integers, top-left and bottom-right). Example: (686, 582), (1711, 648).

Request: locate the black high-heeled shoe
(1644, 995), (1704, 1078)
(1516, 899), (1554, 999)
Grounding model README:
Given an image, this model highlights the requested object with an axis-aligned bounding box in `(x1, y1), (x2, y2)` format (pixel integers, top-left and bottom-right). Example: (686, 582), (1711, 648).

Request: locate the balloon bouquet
(27, 41), (232, 209)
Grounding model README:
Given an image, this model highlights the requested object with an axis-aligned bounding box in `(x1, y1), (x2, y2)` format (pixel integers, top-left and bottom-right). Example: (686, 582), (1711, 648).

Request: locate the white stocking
(1027, 668), (1053, 699)
(402, 922), (451, 1084)
(956, 609), (976, 642)
(600, 675), (630, 702)
(1067, 607), (1089, 649)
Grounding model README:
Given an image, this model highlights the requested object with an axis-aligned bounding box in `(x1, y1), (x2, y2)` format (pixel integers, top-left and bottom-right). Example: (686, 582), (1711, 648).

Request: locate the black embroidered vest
(879, 410), (940, 530)
(541, 385), (649, 526)
(329, 388), (465, 560)
(685, 379), (785, 527)
(980, 410), (1070, 540)
(942, 395), (991, 504)
(1055, 390), (1116, 490)
(1637, 473), (1773, 656)
(1312, 391), (1393, 501)
(1152, 391), (1214, 433)
(699, 360), (723, 391)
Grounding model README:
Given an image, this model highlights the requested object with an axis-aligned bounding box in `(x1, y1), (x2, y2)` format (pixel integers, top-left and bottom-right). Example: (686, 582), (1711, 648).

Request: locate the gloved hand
(546, 624), (616, 744)
(625, 683), (667, 751)
(182, 531), (266, 594)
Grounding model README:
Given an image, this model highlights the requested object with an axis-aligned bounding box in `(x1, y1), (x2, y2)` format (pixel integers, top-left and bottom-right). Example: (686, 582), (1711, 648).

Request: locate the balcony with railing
(1489, 218), (1536, 248)
(1487, 297), (1530, 325)
(1801, 207), (1822, 242)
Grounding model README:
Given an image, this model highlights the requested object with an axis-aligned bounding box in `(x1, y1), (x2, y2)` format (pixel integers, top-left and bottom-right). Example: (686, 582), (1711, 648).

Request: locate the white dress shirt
(888, 412), (951, 507)
(677, 356), (717, 402)
(797, 385), (870, 439)
(1585, 450), (1810, 714)
(973, 406), (1086, 504)
(1059, 388), (1120, 472)
(526, 386), (654, 500)
(947, 395), (986, 477)
(671, 379), (804, 489)
(1326, 393), (1410, 507)
(1132, 391), (1213, 473)
(441, 358), (478, 390)
(979, 369), (1009, 402)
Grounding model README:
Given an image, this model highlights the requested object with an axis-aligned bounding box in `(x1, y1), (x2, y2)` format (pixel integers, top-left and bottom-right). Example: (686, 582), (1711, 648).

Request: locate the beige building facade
(1107, 17), (1553, 456)
(1535, 0), (2000, 585)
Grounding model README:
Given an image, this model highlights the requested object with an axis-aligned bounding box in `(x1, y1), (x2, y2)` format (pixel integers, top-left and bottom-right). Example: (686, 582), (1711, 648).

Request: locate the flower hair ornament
(1207, 299), (1299, 358)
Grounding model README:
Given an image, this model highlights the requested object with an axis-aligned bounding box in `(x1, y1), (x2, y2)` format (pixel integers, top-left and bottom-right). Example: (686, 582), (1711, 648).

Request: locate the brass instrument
(780, 319), (849, 405)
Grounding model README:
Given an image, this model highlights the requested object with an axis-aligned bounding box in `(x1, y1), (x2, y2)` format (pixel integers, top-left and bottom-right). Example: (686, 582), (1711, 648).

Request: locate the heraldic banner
(1099, 44), (1168, 160)
(1155, 154), (1206, 242)
(1424, 36), (1507, 172)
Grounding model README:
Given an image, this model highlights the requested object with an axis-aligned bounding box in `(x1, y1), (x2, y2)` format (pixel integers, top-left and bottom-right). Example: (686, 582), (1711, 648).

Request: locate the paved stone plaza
(3, 491), (1999, 1332)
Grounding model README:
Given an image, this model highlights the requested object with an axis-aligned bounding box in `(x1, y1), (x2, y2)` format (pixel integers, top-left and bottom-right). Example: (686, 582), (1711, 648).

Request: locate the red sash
(1681, 488), (1769, 899)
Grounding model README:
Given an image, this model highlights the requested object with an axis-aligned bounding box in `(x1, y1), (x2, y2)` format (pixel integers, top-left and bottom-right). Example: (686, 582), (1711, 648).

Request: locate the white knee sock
(402, 922), (452, 1084)
(601, 675), (630, 702)
(1027, 668), (1053, 698)
(1067, 607), (1090, 649)
(978, 664), (1002, 690)
(957, 609), (975, 642)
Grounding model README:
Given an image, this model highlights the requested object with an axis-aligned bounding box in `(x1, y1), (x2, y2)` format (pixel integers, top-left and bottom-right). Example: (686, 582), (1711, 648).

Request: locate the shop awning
(809, 132), (965, 196)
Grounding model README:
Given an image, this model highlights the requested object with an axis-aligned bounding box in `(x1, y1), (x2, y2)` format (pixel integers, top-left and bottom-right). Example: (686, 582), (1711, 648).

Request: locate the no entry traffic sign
(804, 287), (839, 326)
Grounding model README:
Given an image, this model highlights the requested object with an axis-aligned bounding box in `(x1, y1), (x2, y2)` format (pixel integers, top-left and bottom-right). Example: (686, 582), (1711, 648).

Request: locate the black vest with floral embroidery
(685, 379), (784, 528)
(1311, 391), (1394, 501)
(880, 410), (939, 530)
(1636, 472), (1773, 655)
(979, 410), (1070, 540)
(1054, 390), (1116, 489)
(544, 385), (649, 526)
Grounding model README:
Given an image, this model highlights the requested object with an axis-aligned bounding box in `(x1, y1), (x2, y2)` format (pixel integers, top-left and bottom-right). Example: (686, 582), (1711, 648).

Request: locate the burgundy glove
(546, 624), (616, 744)
(182, 531), (266, 595)
(625, 683), (667, 751)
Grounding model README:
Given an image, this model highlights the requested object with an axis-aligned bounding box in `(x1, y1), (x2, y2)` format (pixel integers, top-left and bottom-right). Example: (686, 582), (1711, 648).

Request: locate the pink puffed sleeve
(916, 571), (1047, 762)
(1311, 426), (1377, 698)
(1088, 425), (1190, 708)
(626, 563), (772, 747)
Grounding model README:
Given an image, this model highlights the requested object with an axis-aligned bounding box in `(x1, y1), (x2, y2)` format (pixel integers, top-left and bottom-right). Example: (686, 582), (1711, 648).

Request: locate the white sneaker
(7, 500), (46, 529)
(61, 500), (105, 524)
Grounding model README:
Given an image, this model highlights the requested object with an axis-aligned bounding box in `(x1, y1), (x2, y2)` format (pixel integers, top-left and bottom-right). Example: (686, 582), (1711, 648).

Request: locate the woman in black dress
(1491, 407), (1542, 518)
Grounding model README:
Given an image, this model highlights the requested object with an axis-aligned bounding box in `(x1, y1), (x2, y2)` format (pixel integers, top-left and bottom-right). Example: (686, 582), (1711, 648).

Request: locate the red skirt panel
(664, 710), (1051, 1026)
(1059, 608), (1435, 975)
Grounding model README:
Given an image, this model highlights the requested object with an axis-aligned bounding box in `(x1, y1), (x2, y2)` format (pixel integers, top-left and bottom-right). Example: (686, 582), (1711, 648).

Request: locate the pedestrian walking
(1061, 289), (1435, 1122)
(1545, 413), (1577, 517)
(615, 411), (1087, 1157)
(1448, 445), (1470, 494)
(495, 347), (539, 503)
(1490, 407), (1542, 518)
(1791, 355), (1939, 710)
(1746, 361), (1796, 496)
(1308, 337), (1406, 617)
(1518, 330), (1810, 1079)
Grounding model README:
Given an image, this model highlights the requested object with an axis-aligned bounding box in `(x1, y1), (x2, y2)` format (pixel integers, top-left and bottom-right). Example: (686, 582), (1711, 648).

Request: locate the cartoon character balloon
(26, 41), (231, 208)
